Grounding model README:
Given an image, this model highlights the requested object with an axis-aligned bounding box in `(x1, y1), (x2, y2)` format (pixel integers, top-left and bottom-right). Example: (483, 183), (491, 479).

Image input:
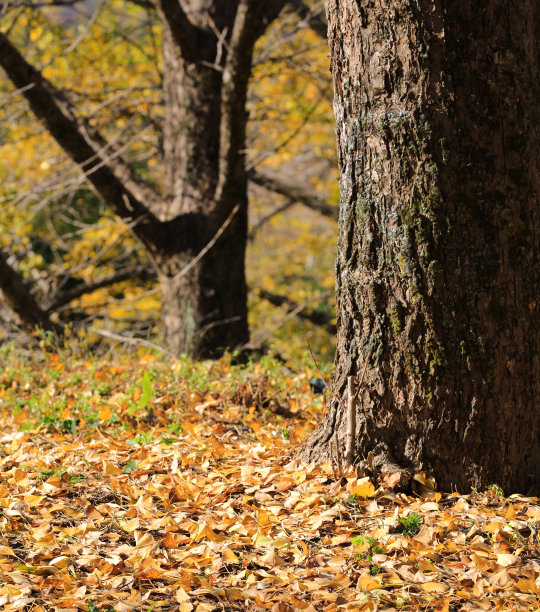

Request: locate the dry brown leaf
(421, 581), (450, 593)
(0, 355), (537, 611)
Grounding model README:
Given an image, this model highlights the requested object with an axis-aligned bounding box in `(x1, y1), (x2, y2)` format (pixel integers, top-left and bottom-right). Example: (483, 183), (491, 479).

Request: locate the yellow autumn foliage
(0, 0), (337, 364)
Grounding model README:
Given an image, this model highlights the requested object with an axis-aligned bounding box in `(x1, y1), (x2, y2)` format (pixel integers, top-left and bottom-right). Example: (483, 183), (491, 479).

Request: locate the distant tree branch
(213, 0), (287, 226)
(0, 32), (164, 248)
(287, 0), (327, 38)
(46, 267), (158, 312)
(0, 250), (61, 335)
(249, 199), (296, 240)
(126, 0), (154, 10)
(47, 203), (242, 316)
(90, 326), (173, 356)
(249, 168), (338, 221)
(46, 266), (337, 335)
(262, 0), (290, 28)
(0, 0), (80, 9)
(258, 288), (335, 334)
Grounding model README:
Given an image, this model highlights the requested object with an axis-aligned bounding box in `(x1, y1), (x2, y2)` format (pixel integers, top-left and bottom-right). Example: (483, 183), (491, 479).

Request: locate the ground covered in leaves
(0, 350), (539, 611)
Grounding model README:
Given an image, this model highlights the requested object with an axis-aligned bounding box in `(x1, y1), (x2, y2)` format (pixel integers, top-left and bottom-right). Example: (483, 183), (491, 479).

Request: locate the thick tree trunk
(303, 0), (540, 493)
(155, 3), (249, 357)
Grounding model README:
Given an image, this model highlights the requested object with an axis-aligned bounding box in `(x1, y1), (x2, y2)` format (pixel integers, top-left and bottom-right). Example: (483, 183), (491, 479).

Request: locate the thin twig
(344, 342), (373, 465)
(39, 0), (104, 70)
(204, 10), (231, 56)
(357, 341), (374, 389)
(306, 335), (348, 413)
(90, 327), (173, 356)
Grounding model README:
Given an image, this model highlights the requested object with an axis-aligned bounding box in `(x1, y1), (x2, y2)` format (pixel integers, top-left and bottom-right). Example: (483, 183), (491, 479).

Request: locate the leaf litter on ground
(0, 350), (539, 611)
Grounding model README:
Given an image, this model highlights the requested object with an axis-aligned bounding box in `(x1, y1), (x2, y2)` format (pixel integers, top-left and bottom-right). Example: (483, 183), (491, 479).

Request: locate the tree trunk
(156, 209), (249, 358)
(303, 0), (540, 493)
(154, 3), (249, 357)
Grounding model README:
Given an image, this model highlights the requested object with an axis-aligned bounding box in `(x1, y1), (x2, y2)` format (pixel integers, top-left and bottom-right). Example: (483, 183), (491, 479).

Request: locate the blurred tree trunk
(302, 0), (540, 493)
(154, 1), (250, 357)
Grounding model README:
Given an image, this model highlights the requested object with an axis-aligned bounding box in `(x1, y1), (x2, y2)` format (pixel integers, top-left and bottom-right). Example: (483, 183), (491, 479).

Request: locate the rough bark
(303, 0), (540, 494)
(154, 0), (286, 357)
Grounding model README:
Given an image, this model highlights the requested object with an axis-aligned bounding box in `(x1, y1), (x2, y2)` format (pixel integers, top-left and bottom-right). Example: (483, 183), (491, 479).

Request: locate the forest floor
(0, 349), (539, 611)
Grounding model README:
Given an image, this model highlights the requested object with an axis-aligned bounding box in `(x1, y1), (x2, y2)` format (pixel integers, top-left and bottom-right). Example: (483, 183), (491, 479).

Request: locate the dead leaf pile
(0, 353), (538, 611)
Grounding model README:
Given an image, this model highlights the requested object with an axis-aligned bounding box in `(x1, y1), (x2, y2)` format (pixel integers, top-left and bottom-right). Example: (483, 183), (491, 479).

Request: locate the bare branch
(287, 0), (327, 39)
(345, 376), (356, 464)
(47, 201), (242, 315)
(0, 0), (80, 9)
(90, 326), (173, 356)
(249, 169), (338, 221)
(126, 0), (154, 10)
(46, 267), (157, 312)
(0, 250), (61, 335)
(213, 0), (287, 224)
(258, 288), (335, 334)
(248, 199), (295, 240)
(262, 1), (289, 26)
(0, 32), (163, 248)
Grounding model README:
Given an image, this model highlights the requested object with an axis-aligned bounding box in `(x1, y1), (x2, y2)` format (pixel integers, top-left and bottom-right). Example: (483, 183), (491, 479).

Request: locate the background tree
(0, 0), (337, 359)
(303, 0), (539, 493)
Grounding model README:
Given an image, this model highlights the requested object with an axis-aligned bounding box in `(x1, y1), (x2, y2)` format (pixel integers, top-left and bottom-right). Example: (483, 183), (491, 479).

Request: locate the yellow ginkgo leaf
(351, 480), (377, 499)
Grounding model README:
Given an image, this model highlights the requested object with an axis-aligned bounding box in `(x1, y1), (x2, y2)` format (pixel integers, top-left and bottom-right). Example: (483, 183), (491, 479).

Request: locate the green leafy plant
(167, 420), (184, 435)
(160, 437), (178, 445)
(488, 483), (504, 498)
(127, 429), (156, 446)
(123, 459), (138, 474)
(352, 535), (383, 562)
(395, 595), (411, 608)
(37, 467), (85, 483)
(397, 512), (423, 537)
(129, 371), (154, 417)
(140, 371), (153, 409)
(38, 468), (66, 481)
(42, 416), (79, 434)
